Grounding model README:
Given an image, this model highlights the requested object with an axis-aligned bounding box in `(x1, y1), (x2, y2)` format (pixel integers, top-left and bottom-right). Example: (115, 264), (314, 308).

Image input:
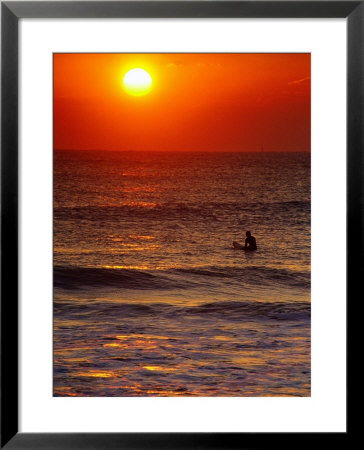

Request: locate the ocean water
(54, 150), (310, 396)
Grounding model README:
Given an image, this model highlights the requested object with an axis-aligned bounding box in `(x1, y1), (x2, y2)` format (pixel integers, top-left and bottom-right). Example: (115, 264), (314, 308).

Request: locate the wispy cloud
(288, 76), (311, 86)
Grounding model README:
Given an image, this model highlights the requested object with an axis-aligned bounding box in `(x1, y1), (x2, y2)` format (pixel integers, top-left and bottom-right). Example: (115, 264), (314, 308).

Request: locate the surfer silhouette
(244, 231), (257, 251)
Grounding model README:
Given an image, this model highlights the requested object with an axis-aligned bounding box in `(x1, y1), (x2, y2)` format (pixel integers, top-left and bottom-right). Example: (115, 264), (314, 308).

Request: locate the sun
(123, 68), (152, 96)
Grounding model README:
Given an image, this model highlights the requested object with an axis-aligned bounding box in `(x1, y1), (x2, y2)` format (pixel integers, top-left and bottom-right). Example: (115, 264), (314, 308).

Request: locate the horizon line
(54, 148), (311, 153)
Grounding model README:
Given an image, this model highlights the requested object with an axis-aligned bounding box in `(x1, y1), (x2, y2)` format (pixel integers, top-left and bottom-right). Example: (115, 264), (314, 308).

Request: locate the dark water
(54, 150), (310, 396)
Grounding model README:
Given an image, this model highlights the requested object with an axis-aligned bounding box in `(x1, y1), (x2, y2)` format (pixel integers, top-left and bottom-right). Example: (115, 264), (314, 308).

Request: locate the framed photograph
(1, 1), (358, 448)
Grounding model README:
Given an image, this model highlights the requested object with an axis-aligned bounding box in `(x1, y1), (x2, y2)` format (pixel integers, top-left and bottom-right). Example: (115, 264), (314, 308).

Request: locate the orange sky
(54, 53), (310, 152)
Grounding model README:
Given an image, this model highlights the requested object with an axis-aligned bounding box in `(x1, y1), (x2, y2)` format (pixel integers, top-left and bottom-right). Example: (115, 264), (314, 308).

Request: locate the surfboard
(233, 241), (245, 250)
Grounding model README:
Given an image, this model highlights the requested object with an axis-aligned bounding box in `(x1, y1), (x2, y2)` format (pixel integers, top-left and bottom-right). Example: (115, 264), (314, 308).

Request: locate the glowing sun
(123, 68), (152, 96)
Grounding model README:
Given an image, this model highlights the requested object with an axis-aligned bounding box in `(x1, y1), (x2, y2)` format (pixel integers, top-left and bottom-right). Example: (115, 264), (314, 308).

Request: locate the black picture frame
(1, 1), (358, 448)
